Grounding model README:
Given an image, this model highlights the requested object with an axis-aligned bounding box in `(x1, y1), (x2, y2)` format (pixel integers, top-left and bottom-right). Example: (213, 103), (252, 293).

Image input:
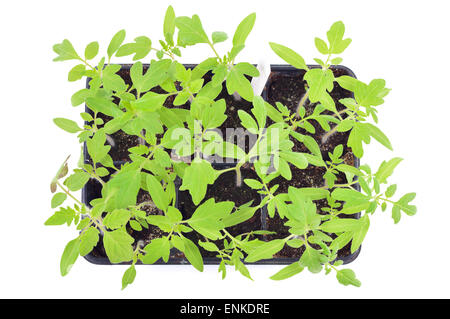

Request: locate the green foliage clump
(47, 6), (416, 289)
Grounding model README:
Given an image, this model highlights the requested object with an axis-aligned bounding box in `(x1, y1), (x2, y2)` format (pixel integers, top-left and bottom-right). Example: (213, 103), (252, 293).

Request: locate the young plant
(47, 6), (416, 289)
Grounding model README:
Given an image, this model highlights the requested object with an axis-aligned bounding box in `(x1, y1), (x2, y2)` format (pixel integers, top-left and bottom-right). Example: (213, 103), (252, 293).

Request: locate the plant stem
(295, 90), (309, 119)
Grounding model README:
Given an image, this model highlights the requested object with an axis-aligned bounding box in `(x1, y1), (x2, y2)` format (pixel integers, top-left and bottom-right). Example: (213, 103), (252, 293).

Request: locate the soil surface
(177, 168), (262, 258)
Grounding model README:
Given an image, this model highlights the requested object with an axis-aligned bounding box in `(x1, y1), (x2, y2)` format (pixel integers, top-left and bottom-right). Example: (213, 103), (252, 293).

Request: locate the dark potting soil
(177, 168), (263, 258)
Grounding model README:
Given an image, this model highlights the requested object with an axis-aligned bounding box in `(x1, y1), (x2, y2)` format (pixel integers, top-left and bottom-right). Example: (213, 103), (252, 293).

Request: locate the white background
(1, 0), (449, 299)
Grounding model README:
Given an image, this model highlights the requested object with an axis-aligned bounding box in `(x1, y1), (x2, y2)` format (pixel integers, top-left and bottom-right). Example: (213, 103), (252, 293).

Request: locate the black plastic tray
(82, 64), (361, 266)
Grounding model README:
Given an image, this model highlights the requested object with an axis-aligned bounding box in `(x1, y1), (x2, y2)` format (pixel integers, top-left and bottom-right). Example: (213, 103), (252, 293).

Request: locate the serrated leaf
(175, 15), (209, 46)
(142, 237), (170, 264)
(336, 269), (361, 287)
(375, 158), (402, 183)
(103, 230), (134, 263)
(179, 158), (217, 205)
(79, 227), (99, 256)
(103, 209), (131, 230)
(299, 245), (325, 273)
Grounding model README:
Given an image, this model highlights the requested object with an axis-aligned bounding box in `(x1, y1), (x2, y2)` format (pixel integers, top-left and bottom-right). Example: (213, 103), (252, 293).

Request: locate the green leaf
(237, 110), (258, 134)
(102, 168), (141, 210)
(146, 174), (169, 211)
(355, 79), (390, 107)
(350, 215), (370, 253)
(321, 218), (362, 233)
(86, 96), (122, 117)
(385, 184), (397, 198)
(53, 118), (82, 133)
(103, 209), (131, 230)
(212, 31), (228, 44)
(79, 227), (100, 256)
(122, 265), (136, 290)
(163, 6), (176, 46)
(326, 21), (351, 54)
(116, 36), (152, 60)
(232, 13), (256, 47)
(51, 193), (67, 208)
(129, 220), (142, 231)
(314, 37), (329, 55)
(295, 188), (329, 200)
(336, 164), (363, 177)
(336, 269), (361, 287)
(245, 239), (284, 262)
(269, 42), (308, 70)
(142, 237), (170, 264)
(60, 238), (80, 276)
(179, 158), (218, 205)
(86, 130), (111, 164)
(71, 88), (92, 106)
(304, 68), (335, 110)
(182, 236), (204, 271)
(103, 230), (134, 263)
(141, 59), (172, 91)
(270, 262), (304, 280)
(108, 30), (126, 58)
(280, 151), (308, 170)
(366, 123), (393, 151)
(84, 41), (99, 60)
(198, 241), (219, 252)
(201, 99), (227, 129)
(45, 207), (75, 226)
(331, 188), (370, 214)
(392, 193), (417, 223)
(53, 39), (80, 61)
(375, 157), (403, 183)
(336, 75), (360, 92)
(188, 198), (233, 240)
(175, 15), (209, 46)
(222, 203), (257, 228)
(64, 170), (90, 191)
(299, 246), (325, 273)
(226, 66), (254, 101)
(252, 95), (267, 129)
(68, 64), (86, 82)
(243, 179), (263, 190)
